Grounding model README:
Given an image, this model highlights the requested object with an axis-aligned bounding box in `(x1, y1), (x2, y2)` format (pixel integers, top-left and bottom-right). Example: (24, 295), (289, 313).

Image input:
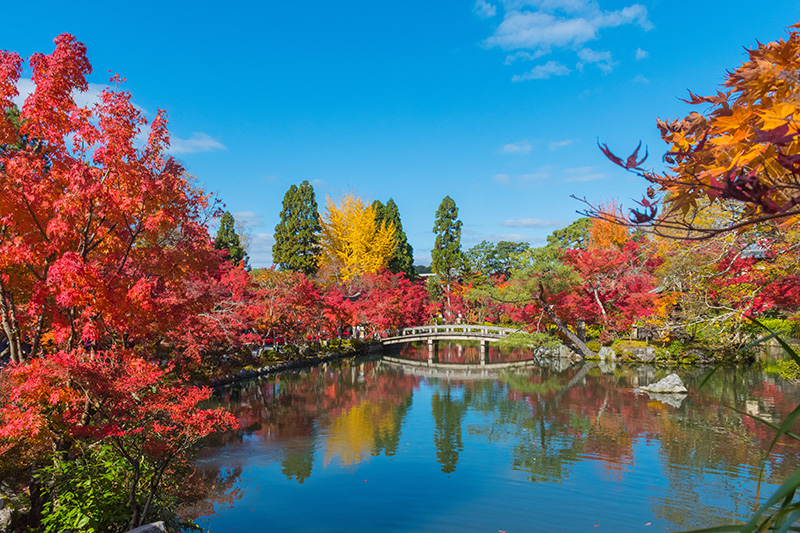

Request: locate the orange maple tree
(581, 23), (800, 238)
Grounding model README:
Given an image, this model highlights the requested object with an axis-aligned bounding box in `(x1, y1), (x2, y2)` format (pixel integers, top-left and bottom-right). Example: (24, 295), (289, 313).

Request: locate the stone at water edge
(124, 522), (167, 533)
(638, 373), (688, 394)
(598, 346), (616, 361)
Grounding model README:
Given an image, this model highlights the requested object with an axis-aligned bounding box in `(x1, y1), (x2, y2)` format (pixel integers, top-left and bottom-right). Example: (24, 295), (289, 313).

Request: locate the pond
(186, 343), (800, 532)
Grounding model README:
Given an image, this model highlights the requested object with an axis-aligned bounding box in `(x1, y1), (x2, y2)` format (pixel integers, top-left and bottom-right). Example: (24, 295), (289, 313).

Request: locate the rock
(686, 348), (714, 364)
(639, 373), (688, 394)
(125, 522), (168, 533)
(0, 495), (19, 533)
(598, 347), (616, 361)
(631, 346), (656, 362)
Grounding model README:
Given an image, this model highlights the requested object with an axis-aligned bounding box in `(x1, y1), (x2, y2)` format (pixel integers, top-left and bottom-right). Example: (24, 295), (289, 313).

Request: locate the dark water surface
(188, 345), (800, 532)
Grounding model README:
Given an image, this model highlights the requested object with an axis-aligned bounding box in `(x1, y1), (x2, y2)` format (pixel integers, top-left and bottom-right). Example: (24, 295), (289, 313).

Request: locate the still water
(187, 343), (800, 532)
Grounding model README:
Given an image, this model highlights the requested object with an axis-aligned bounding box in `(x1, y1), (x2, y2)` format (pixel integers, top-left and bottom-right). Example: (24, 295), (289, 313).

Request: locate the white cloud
(11, 78), (34, 108)
(169, 132), (226, 154)
(248, 232), (276, 268)
(512, 60), (570, 81)
(633, 74), (650, 84)
(503, 218), (563, 227)
(14, 78), (152, 116)
(493, 167), (551, 186)
(635, 47), (648, 60)
(501, 140), (533, 154)
(577, 47), (616, 73)
(549, 139), (573, 150)
(563, 166), (605, 182)
(232, 211), (264, 228)
(504, 50), (547, 64)
(474, 0), (497, 18)
(497, 233), (534, 241)
(310, 179), (327, 188)
(517, 171), (549, 182)
(493, 173), (511, 185)
(483, 1), (652, 79)
(486, 11), (598, 50)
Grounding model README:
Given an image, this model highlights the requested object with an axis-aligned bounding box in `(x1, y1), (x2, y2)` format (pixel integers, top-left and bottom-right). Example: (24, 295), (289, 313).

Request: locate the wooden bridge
(381, 324), (520, 366)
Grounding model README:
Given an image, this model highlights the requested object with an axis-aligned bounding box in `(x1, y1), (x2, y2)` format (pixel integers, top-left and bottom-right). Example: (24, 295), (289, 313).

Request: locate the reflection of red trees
(191, 358), (800, 519)
(179, 466), (244, 521)
(502, 368), (800, 480)
(214, 361), (421, 452)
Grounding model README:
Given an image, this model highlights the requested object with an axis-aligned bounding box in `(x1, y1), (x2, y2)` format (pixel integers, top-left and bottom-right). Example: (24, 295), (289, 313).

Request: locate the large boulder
(639, 373), (688, 394)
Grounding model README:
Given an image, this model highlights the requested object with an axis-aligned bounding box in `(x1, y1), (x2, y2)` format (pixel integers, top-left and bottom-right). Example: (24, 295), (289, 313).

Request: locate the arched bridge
(381, 324), (520, 366)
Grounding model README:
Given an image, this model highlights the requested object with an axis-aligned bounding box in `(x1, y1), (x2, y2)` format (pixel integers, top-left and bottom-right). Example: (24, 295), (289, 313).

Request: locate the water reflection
(396, 340), (542, 364)
(189, 346), (800, 532)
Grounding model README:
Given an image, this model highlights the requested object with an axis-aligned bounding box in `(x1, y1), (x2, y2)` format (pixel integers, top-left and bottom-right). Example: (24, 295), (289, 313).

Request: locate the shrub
(666, 340), (686, 359)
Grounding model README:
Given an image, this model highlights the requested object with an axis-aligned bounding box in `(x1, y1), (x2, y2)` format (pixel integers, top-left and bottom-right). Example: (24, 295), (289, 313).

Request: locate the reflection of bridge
(381, 324), (520, 366)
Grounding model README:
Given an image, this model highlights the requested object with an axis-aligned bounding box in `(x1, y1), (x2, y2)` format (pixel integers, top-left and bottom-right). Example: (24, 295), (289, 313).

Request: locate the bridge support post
(428, 339), (434, 365)
(480, 340), (486, 366)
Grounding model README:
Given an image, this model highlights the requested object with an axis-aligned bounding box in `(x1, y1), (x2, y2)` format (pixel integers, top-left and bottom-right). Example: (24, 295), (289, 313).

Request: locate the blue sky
(4, 1), (798, 267)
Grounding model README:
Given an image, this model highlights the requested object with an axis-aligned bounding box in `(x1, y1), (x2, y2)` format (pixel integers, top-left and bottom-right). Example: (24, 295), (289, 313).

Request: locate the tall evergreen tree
(432, 196), (463, 302)
(214, 211), (248, 267)
(545, 218), (592, 251)
(273, 181), (321, 275)
(372, 198), (415, 279)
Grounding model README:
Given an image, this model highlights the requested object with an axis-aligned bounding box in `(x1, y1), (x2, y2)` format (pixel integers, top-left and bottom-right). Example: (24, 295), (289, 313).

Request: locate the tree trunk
(0, 282), (24, 362)
(27, 468), (47, 530)
(535, 284), (595, 359)
(592, 286), (607, 319)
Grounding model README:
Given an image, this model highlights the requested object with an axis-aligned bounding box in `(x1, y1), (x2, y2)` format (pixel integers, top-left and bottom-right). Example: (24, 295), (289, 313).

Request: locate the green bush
(349, 338), (365, 353)
(499, 331), (560, 350)
(666, 340), (686, 358)
(280, 345), (300, 360)
(585, 324), (604, 340)
(585, 341), (602, 353)
(748, 317), (793, 335)
(39, 443), (193, 533)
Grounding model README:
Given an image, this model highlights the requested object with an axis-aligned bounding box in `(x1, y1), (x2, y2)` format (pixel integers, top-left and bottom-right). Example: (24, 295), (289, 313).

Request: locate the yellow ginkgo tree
(317, 193), (397, 281)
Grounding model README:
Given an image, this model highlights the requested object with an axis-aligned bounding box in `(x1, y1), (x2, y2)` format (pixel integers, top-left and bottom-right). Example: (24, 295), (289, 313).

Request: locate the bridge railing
(381, 324), (521, 341)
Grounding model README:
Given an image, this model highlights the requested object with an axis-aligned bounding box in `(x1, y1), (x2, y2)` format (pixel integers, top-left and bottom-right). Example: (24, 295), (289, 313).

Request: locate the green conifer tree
(272, 181), (321, 274)
(214, 211), (248, 267)
(372, 198), (415, 279)
(432, 196), (463, 305)
(545, 218), (592, 251)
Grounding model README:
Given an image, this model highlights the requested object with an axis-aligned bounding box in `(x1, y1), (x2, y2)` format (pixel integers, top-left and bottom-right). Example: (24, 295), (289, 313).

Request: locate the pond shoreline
(209, 342), (384, 388)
